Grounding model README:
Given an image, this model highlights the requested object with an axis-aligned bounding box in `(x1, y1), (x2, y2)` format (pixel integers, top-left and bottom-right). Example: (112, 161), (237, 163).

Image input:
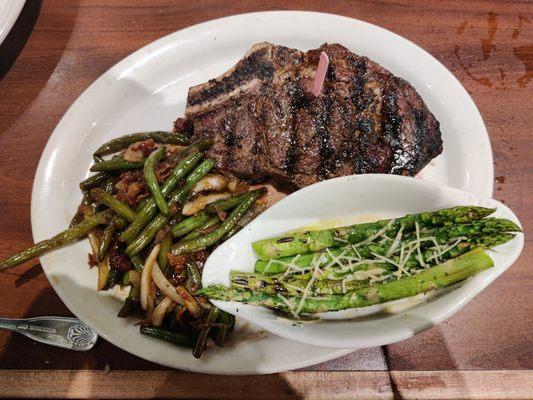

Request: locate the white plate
(31, 11), (493, 374)
(203, 175), (523, 348)
(0, 0), (25, 45)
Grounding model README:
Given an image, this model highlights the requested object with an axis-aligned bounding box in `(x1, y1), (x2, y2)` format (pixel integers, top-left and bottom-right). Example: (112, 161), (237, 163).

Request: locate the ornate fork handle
(0, 316), (98, 351)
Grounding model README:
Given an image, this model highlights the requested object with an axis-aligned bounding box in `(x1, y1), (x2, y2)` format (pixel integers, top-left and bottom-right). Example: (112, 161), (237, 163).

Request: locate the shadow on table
(0, 0), (42, 81)
(0, 0), (80, 134)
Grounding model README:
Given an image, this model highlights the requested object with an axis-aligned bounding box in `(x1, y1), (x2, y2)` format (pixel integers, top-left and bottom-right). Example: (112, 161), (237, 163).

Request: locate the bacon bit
(109, 240), (133, 272)
(233, 180), (250, 195)
(79, 204), (94, 218)
(88, 253), (99, 268)
(131, 139), (157, 157)
(196, 296), (209, 305)
(312, 51), (330, 97)
(123, 139), (157, 162)
(116, 182), (144, 207)
(171, 274), (187, 286)
(154, 161), (172, 183)
(176, 286), (194, 303)
(168, 253), (187, 273)
(115, 170), (149, 207)
(190, 250), (208, 267)
(173, 117), (193, 134)
(214, 206), (227, 221)
(175, 305), (187, 322)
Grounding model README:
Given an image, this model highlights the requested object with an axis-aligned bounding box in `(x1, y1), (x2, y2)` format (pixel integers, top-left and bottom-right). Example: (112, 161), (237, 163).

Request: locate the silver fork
(0, 316), (98, 351)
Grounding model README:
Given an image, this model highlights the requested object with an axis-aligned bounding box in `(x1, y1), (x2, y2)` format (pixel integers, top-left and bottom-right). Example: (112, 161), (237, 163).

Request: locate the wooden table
(0, 1), (531, 398)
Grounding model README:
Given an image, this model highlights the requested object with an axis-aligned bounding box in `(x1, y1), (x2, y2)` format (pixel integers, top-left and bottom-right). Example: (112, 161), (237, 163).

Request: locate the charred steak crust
(185, 42), (443, 188)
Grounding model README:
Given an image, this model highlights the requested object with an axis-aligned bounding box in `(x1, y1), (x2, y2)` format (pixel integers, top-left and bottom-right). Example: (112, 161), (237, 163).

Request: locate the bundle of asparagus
(200, 207), (520, 317)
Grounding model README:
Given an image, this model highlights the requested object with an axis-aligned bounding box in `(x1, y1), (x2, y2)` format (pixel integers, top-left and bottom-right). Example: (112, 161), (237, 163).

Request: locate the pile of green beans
(0, 130), (267, 359)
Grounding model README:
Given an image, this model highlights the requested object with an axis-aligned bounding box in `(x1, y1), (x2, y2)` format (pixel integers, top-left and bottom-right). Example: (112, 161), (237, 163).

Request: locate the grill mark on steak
(186, 42), (443, 188)
(342, 58), (369, 174)
(349, 57), (368, 105)
(285, 80), (303, 176)
(322, 50), (369, 179)
(381, 88), (403, 174)
(413, 109), (427, 159)
(315, 82), (334, 179)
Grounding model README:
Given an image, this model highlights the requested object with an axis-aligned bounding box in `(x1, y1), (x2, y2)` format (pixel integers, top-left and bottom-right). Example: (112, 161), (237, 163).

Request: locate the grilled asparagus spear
(234, 233), (514, 296)
(201, 247), (494, 315)
(252, 206), (497, 260)
(254, 219), (519, 275)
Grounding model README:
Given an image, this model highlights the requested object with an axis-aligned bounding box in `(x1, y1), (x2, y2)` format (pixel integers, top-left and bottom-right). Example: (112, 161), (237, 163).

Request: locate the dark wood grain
(0, 0), (532, 395)
(0, 370), (532, 399)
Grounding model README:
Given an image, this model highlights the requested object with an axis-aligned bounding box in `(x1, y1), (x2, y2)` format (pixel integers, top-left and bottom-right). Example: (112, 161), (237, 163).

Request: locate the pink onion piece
(311, 51), (330, 97)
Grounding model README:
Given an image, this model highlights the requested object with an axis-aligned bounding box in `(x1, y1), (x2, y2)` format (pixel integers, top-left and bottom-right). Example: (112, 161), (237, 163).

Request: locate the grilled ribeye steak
(185, 42), (442, 188)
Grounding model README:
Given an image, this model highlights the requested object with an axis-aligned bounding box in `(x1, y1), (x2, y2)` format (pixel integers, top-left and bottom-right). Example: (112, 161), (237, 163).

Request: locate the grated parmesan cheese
(352, 219), (396, 248)
(386, 225), (404, 257)
(295, 254), (322, 315)
(414, 221), (427, 268)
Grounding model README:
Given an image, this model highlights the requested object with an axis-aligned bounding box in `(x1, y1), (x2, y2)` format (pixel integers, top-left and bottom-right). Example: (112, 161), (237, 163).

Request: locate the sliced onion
(176, 286), (202, 319)
(123, 147), (144, 162)
(89, 229), (103, 293)
(140, 244), (160, 310)
(97, 257), (110, 291)
(228, 178), (239, 192)
(151, 261), (185, 306)
(87, 230), (100, 258)
(146, 282), (156, 317)
(151, 296), (175, 327)
(192, 174), (229, 194)
(182, 192), (231, 216)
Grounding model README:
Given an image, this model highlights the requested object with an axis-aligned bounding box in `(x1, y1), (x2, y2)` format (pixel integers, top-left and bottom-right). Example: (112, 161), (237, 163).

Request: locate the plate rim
(0, 0), (25, 46)
(30, 10), (494, 373)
